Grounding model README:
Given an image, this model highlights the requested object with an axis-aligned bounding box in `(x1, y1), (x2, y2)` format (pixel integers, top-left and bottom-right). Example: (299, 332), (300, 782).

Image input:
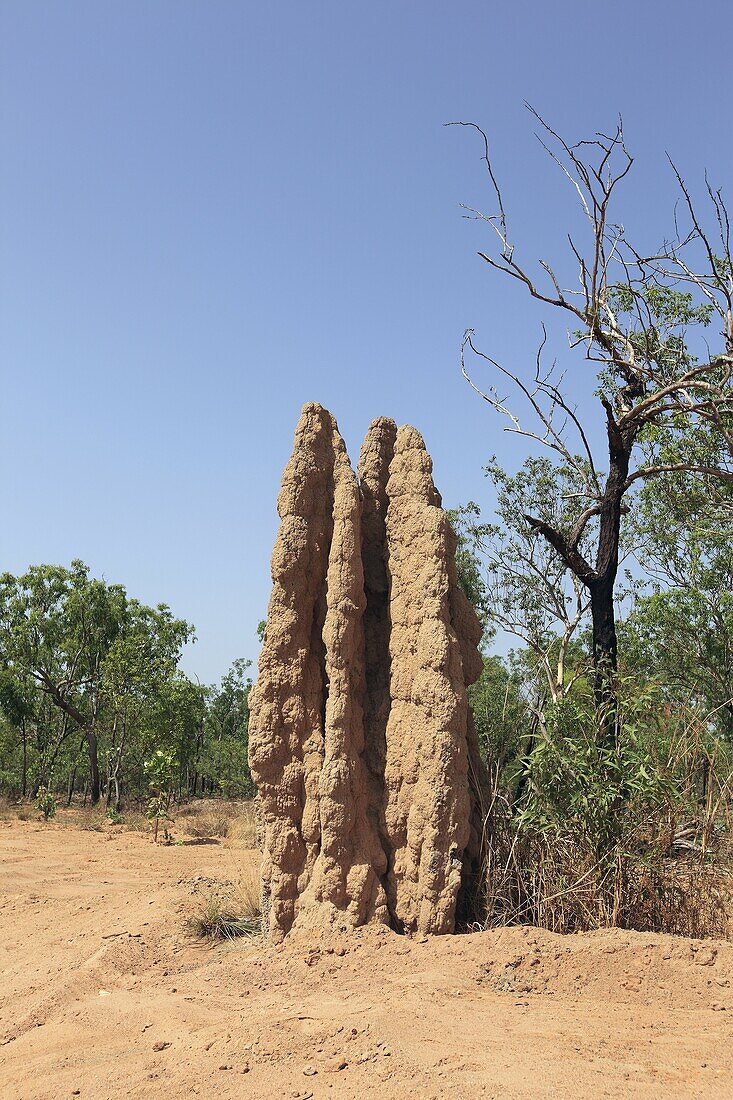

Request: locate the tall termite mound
(249, 404), (489, 941)
(248, 404), (388, 942)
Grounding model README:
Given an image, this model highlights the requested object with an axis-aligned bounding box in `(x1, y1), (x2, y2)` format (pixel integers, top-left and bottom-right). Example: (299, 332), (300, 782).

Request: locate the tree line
(0, 561), (254, 808)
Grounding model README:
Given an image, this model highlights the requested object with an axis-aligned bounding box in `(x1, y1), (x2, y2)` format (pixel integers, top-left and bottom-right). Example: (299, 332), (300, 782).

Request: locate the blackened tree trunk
(586, 410), (633, 748)
(588, 575), (619, 749)
(526, 406), (635, 750)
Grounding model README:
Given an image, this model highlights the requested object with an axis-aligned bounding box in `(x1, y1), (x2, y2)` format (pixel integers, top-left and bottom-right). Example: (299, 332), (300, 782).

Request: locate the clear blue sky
(2, 1), (730, 684)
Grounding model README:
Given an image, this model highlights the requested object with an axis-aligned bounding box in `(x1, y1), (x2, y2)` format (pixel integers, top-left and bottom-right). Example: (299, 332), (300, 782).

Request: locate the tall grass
(475, 684), (733, 938)
(170, 798), (258, 845)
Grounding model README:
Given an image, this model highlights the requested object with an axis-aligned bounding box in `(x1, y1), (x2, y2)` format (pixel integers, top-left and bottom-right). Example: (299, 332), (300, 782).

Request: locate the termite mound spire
(248, 404), (489, 941)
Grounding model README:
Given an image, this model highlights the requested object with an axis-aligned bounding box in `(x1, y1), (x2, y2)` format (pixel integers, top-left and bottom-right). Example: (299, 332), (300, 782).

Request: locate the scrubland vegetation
(0, 562), (254, 812)
(450, 112), (733, 936)
(2, 116), (732, 943)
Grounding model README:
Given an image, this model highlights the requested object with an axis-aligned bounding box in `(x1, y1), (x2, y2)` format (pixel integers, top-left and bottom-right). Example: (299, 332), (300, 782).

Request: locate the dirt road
(1, 815), (732, 1099)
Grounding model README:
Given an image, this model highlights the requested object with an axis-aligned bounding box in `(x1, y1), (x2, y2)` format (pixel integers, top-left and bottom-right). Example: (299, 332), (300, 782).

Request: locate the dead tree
(451, 111), (733, 746)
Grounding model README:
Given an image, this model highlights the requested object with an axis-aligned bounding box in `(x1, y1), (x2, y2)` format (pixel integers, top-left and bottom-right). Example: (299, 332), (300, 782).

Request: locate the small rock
(303, 1064), (318, 1076)
(152, 1041), (171, 1051)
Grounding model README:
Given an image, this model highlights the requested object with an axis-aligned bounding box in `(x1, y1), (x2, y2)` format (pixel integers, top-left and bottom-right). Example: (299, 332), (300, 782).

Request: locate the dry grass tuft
(177, 799), (257, 843)
(180, 809), (232, 839)
(186, 872), (261, 941)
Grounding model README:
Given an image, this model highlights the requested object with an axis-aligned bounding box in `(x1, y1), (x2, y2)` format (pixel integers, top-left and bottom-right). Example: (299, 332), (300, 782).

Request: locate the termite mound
(248, 404), (489, 942)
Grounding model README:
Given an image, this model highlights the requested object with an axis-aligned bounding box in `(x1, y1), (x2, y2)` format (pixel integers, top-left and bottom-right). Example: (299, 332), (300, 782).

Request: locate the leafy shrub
(478, 678), (732, 937)
(35, 786), (56, 821)
(144, 749), (176, 842)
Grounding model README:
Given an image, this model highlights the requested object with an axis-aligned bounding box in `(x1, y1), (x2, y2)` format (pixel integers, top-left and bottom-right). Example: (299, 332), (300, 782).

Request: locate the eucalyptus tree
(0, 562), (193, 804)
(0, 562), (127, 802)
(453, 112), (733, 744)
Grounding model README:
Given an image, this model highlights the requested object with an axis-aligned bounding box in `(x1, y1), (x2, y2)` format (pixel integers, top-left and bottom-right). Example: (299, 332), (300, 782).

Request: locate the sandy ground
(1, 815), (732, 1099)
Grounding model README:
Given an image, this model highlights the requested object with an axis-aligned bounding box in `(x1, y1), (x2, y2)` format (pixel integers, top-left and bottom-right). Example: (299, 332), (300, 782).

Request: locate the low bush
(35, 786), (56, 821)
(476, 682), (733, 938)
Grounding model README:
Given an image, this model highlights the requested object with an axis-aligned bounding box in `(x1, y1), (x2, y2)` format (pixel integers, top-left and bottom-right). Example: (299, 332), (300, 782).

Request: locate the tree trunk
(86, 729), (101, 805)
(585, 412), (632, 750)
(35, 681), (101, 802)
(67, 764), (77, 806)
(588, 575), (618, 748)
(21, 722), (28, 799)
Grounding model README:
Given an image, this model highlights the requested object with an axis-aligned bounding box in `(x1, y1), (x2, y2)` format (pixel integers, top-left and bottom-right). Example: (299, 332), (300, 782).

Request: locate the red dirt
(1, 814), (732, 1098)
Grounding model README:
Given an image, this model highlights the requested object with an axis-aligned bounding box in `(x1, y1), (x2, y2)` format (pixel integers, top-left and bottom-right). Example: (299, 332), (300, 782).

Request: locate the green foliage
(517, 682), (675, 858)
(606, 283), (713, 376)
(456, 444), (732, 934)
(0, 561), (255, 808)
(447, 503), (492, 636)
(200, 659), (254, 797)
(468, 654), (527, 770)
(482, 672), (731, 936)
(0, 561), (127, 703)
(34, 785), (56, 821)
(479, 458), (592, 657)
(0, 668), (34, 728)
(144, 747), (176, 792)
(622, 426), (733, 739)
(144, 748), (176, 841)
(451, 460), (594, 705)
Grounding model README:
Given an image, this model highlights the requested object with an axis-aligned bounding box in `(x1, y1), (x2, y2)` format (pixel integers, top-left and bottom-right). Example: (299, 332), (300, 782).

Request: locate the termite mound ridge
(248, 403), (489, 942)
(247, 404), (388, 942)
